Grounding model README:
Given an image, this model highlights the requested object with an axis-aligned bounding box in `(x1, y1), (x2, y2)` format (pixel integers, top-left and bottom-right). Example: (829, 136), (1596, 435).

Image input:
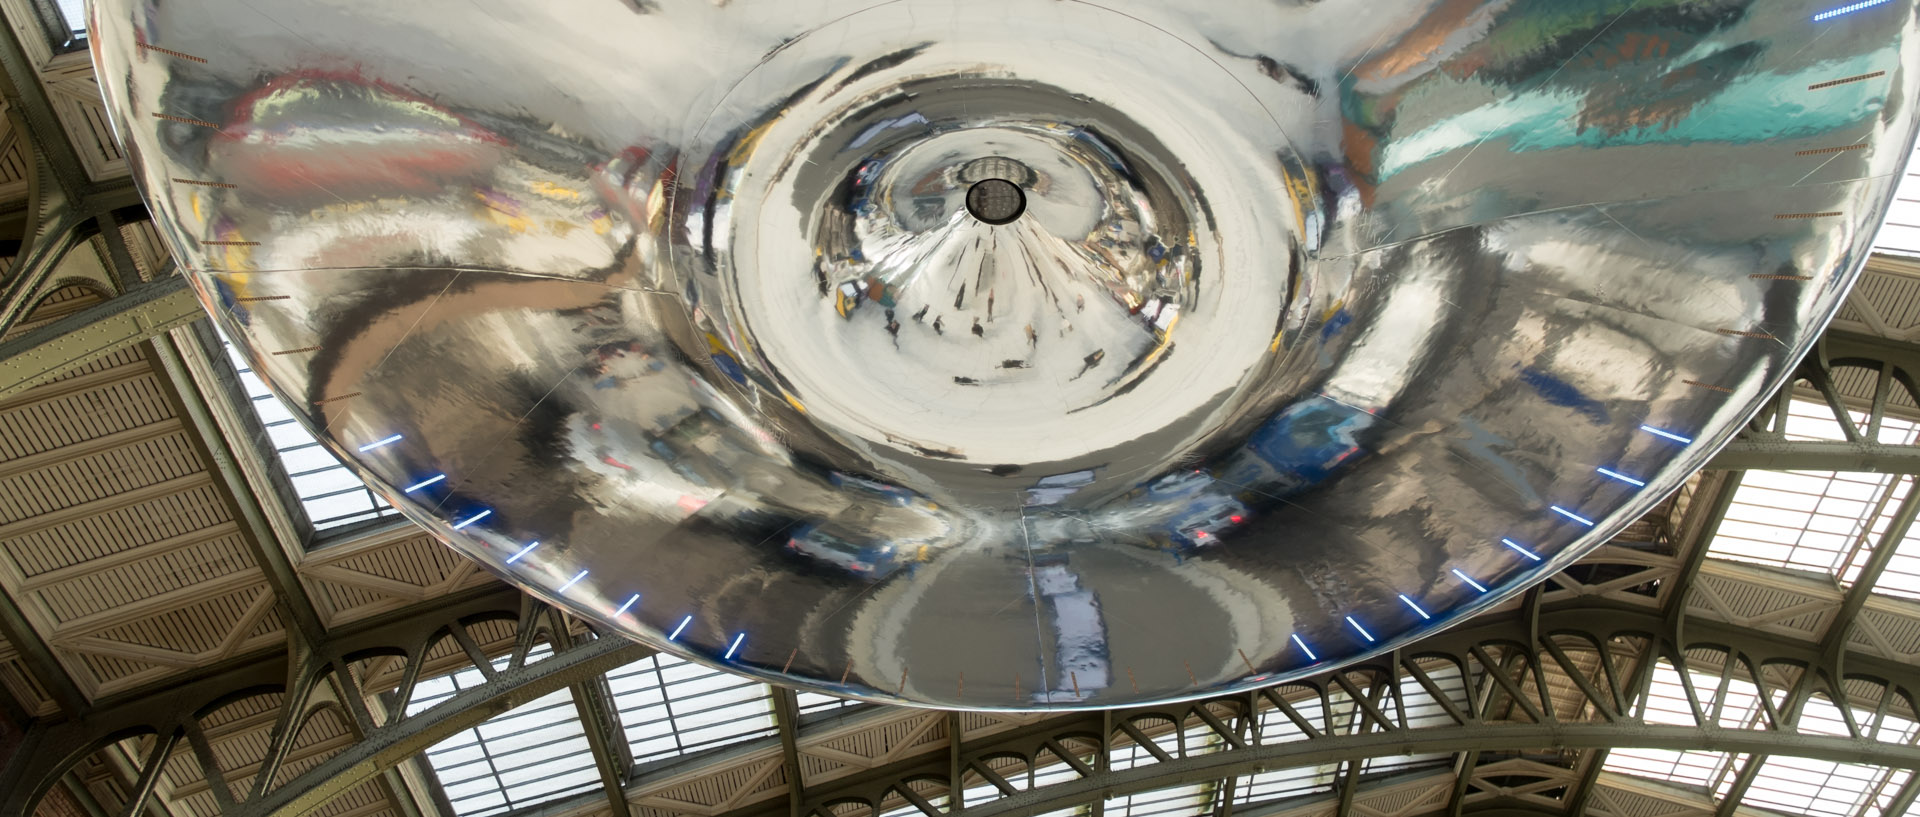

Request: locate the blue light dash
(1503, 538), (1543, 562)
(615, 594), (640, 615)
(1452, 569), (1489, 593)
(1551, 505), (1596, 527)
(505, 541), (540, 564)
(669, 615), (692, 641)
(1597, 468), (1647, 487)
(404, 474), (446, 493)
(557, 569), (588, 593)
(724, 633), (746, 660)
(1346, 616), (1376, 642)
(1399, 594), (1431, 620)
(1814, 0), (1893, 22)
(452, 509), (492, 530)
(1639, 425), (1693, 444)
(1291, 633), (1318, 661)
(357, 434), (403, 452)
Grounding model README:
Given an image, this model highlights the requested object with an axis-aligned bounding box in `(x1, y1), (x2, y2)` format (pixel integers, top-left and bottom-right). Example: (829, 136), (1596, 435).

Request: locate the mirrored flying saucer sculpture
(91, 0), (1920, 709)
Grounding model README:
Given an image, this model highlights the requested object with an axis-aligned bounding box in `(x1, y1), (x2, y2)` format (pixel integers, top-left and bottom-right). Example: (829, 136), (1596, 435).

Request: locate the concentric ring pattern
(90, 0), (1920, 709)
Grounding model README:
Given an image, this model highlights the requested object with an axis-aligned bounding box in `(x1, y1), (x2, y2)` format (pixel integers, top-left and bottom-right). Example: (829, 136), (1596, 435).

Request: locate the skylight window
(1725, 696), (1915, 817)
(1707, 398), (1920, 594)
(52, 0), (85, 40)
(1877, 140), (1920, 258)
(217, 331), (402, 533)
(607, 652), (777, 767)
(795, 690), (864, 716)
(1603, 661), (1754, 789)
(407, 646), (602, 817)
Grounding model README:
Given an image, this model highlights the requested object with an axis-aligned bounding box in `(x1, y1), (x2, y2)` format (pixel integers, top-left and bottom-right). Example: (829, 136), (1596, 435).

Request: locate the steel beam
(0, 587), (525, 817)
(0, 275), (197, 398)
(0, 578), (83, 716)
(1706, 439), (1920, 474)
(775, 688), (807, 817)
(952, 723), (1920, 817)
(233, 635), (649, 817)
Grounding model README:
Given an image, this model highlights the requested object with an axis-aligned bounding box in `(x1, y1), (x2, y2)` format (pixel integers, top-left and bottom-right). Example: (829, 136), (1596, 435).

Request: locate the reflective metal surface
(90, 0), (1920, 709)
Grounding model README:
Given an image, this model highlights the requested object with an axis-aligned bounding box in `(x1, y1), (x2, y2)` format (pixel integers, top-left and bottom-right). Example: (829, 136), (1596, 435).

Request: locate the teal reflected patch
(1379, 51), (1892, 178)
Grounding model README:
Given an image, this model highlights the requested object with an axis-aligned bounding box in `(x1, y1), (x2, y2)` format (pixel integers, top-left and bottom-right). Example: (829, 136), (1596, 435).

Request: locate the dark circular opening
(966, 179), (1026, 225)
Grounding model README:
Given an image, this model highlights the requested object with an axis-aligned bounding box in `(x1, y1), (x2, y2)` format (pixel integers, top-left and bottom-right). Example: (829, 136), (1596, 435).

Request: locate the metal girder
(0, 575), (82, 716)
(552, 609), (636, 817)
(707, 602), (1920, 817)
(146, 323), (327, 644)
(235, 635), (649, 817)
(1712, 450), (1920, 817)
(0, 585), (601, 817)
(775, 688), (807, 817)
(954, 724), (1920, 817)
(1706, 439), (1920, 473)
(1709, 329), (1920, 474)
(0, 275), (197, 398)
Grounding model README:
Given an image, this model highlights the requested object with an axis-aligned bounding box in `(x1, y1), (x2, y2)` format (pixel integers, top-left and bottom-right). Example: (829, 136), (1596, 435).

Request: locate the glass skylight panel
(1733, 697), (1919, 817)
(1604, 662), (1742, 789)
(217, 332), (400, 532)
(607, 652), (776, 766)
(405, 646), (601, 817)
(1234, 763), (1338, 806)
(1877, 140), (1920, 258)
(795, 690), (864, 716)
(1855, 476), (1920, 600)
(1710, 466), (1894, 577)
(53, 0), (85, 38)
(1101, 782), (1210, 817)
(1864, 769), (1915, 817)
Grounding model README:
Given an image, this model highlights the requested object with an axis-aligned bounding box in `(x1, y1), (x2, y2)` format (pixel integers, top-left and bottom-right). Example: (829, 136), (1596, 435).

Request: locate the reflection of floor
(873, 535), (1246, 705)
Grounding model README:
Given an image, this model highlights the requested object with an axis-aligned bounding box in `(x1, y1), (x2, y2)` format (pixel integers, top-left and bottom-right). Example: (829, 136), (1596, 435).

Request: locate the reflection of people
(913, 305), (929, 322)
(933, 315), (945, 335)
(971, 318), (984, 337)
(1073, 349), (1104, 380)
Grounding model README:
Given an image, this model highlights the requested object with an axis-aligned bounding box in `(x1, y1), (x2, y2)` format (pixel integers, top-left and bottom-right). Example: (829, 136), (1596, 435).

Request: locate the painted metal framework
(4, 2), (1920, 816)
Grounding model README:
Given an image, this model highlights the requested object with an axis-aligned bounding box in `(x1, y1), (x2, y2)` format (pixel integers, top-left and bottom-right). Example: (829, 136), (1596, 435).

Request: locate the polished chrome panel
(89, 0), (1920, 709)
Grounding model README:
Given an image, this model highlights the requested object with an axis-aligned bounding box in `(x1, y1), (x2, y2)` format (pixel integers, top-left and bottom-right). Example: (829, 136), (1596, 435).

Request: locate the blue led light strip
(724, 633), (746, 660)
(452, 509), (492, 530)
(1503, 538), (1543, 562)
(1452, 569), (1488, 592)
(1346, 616), (1376, 642)
(1639, 425), (1693, 444)
(1814, 0), (1892, 21)
(1551, 505), (1596, 527)
(669, 615), (693, 640)
(505, 541), (540, 564)
(403, 474), (446, 493)
(1597, 467), (1647, 487)
(1399, 594), (1431, 620)
(357, 434), (403, 452)
(557, 569), (588, 593)
(615, 594), (640, 615)
(1291, 633), (1318, 661)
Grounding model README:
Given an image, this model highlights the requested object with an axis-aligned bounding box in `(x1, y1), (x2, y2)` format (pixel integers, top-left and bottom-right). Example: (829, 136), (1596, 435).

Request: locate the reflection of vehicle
(1224, 399), (1373, 494)
(830, 471), (933, 509)
(786, 522), (904, 578)
(1147, 469), (1211, 499)
(1026, 470), (1097, 507)
(1170, 495), (1247, 547)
